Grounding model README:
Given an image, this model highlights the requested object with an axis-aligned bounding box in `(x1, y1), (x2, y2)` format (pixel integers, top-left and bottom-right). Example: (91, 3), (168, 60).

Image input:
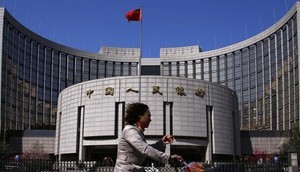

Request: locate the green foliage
(279, 129), (300, 160)
(0, 142), (8, 154)
(0, 141), (12, 159)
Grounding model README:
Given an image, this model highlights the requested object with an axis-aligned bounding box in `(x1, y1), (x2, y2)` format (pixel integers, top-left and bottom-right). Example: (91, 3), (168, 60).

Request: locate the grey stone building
(55, 76), (240, 162)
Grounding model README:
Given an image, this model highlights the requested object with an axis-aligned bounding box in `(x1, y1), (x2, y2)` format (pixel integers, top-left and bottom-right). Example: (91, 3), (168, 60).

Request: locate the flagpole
(138, 7), (143, 103)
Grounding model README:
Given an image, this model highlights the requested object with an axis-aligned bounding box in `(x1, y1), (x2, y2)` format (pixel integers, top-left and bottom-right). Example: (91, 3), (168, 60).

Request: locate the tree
(251, 148), (270, 162)
(0, 141), (10, 159)
(21, 141), (49, 160)
(279, 129), (300, 161)
(20, 142), (53, 172)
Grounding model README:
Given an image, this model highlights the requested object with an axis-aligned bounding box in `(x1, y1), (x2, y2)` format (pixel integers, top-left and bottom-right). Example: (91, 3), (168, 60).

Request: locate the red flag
(125, 9), (142, 22)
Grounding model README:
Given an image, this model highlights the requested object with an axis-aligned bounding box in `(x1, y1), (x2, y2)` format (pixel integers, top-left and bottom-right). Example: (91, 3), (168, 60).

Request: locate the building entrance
(84, 145), (117, 165)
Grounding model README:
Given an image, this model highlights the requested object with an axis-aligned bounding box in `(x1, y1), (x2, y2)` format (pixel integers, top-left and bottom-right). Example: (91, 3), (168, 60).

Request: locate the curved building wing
(55, 76), (240, 162)
(0, 8), (140, 131)
(160, 3), (299, 131)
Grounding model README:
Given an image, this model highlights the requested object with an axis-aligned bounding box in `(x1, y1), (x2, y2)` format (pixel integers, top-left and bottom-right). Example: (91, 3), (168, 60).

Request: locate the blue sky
(1, 0), (298, 57)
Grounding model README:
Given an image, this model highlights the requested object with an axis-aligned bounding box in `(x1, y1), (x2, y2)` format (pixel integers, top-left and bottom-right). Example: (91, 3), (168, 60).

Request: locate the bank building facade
(1, 1), (300, 163)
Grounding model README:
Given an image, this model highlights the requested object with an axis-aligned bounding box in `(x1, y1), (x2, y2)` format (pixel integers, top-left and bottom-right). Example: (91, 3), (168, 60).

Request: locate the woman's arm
(124, 127), (170, 163)
(149, 140), (166, 152)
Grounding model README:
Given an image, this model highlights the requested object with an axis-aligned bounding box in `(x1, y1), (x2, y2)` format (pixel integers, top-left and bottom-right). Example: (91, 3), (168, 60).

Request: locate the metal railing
(0, 159), (289, 172)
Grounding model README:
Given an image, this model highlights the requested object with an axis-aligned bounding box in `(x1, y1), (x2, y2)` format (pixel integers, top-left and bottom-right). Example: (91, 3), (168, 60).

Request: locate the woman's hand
(162, 135), (175, 144)
(170, 154), (183, 161)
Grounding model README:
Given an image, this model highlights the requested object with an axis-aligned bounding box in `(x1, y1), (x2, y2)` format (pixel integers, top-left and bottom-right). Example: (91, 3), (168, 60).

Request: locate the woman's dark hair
(125, 103), (149, 125)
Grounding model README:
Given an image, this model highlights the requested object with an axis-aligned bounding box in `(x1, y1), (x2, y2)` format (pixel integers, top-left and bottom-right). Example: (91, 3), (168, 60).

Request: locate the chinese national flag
(125, 9), (142, 22)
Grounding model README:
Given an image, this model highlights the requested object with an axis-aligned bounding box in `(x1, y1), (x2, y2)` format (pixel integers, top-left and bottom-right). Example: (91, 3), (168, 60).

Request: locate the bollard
(288, 152), (298, 172)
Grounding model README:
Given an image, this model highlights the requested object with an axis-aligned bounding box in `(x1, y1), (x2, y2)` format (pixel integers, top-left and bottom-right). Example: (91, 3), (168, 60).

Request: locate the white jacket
(114, 125), (170, 172)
